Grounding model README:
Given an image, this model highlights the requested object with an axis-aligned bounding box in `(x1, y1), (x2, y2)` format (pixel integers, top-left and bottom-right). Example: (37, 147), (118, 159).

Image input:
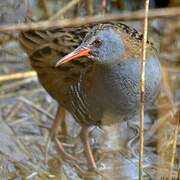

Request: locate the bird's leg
(80, 126), (97, 170)
(49, 106), (68, 139)
(60, 108), (68, 136)
(45, 106), (68, 161)
(45, 107), (82, 165)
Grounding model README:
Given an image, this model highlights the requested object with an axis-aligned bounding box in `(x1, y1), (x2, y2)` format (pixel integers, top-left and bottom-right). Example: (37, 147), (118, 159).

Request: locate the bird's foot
(83, 167), (107, 179)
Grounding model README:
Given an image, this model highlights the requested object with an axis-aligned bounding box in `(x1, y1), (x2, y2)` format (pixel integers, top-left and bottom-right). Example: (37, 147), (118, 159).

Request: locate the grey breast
(78, 55), (161, 125)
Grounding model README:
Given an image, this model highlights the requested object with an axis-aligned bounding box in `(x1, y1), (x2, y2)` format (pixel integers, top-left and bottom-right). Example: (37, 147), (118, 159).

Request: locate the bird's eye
(94, 39), (103, 46)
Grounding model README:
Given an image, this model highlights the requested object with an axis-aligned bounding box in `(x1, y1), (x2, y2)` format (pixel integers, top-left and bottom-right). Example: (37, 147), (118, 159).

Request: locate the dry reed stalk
(168, 112), (180, 180)
(0, 88), (43, 99)
(50, 0), (80, 20)
(101, 0), (107, 14)
(40, 0), (51, 18)
(55, 138), (85, 177)
(157, 58), (179, 178)
(0, 7), (180, 32)
(0, 71), (36, 82)
(145, 110), (175, 142)
(6, 101), (23, 122)
(0, 78), (36, 94)
(85, 0), (93, 15)
(19, 97), (54, 120)
(139, 0), (149, 179)
(156, 72), (175, 179)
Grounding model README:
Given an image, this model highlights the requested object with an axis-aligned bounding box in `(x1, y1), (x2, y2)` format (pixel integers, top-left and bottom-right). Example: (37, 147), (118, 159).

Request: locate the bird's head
(55, 25), (125, 66)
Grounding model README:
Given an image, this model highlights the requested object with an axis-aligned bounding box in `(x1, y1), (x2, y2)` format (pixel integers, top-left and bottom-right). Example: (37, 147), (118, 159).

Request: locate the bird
(19, 20), (161, 170)
(55, 22), (162, 169)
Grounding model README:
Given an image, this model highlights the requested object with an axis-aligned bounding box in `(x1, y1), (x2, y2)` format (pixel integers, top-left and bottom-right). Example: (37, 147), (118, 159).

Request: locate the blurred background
(0, 0), (180, 179)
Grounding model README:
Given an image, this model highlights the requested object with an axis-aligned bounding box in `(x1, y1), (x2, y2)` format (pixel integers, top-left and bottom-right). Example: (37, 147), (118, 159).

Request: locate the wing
(19, 18), (92, 105)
